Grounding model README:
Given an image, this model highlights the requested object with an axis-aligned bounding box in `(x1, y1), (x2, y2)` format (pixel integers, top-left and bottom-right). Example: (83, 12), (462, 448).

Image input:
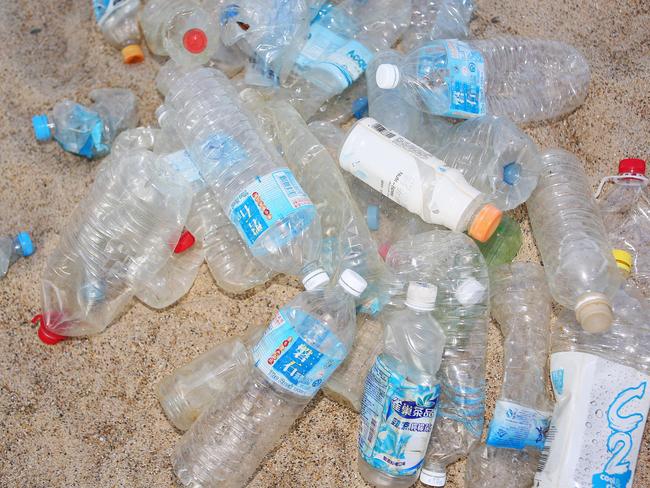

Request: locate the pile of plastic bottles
(19, 1), (650, 487)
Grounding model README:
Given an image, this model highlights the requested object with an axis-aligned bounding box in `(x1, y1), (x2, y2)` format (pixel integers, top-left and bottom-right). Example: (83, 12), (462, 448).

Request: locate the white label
(164, 150), (203, 184)
(534, 351), (650, 488)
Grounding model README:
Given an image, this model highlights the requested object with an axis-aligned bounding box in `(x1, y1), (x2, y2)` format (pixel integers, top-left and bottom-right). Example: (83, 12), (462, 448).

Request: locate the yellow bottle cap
(468, 204), (502, 243)
(121, 44), (144, 64)
(612, 249), (633, 275)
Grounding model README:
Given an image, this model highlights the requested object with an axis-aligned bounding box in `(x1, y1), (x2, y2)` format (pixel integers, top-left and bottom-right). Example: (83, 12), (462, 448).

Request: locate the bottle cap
(32, 114), (52, 141)
(16, 232), (34, 257)
(183, 28), (208, 54)
(455, 277), (486, 306)
(406, 281), (437, 311)
(121, 44), (144, 64)
(502, 162), (521, 185)
(575, 292), (613, 333)
(338, 269), (367, 297)
(376, 64), (400, 89)
(468, 204), (502, 243)
(32, 314), (67, 345)
(302, 268), (330, 291)
(352, 97), (368, 119)
(612, 249), (633, 276)
(366, 205), (380, 231)
(378, 242), (391, 260)
(174, 230), (196, 254)
(618, 158), (646, 176)
(420, 468), (447, 486)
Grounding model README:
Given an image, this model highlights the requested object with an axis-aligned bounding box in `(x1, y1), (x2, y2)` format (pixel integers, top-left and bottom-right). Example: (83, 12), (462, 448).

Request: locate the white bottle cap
(338, 269), (368, 297)
(420, 468), (447, 486)
(376, 64), (401, 89)
(302, 268), (330, 291)
(455, 277), (486, 306)
(406, 281), (437, 311)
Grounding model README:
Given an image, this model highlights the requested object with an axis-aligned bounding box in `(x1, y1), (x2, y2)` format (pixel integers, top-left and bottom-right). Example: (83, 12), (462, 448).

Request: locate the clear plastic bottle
(475, 215), (522, 267)
(161, 65), (322, 277)
(401, 0), (474, 52)
(375, 37), (590, 124)
(32, 88), (138, 159)
(465, 262), (553, 488)
(93, 0), (145, 63)
(527, 149), (621, 333)
(358, 281), (445, 487)
(308, 75), (369, 125)
(0, 232), (35, 278)
(172, 269), (367, 487)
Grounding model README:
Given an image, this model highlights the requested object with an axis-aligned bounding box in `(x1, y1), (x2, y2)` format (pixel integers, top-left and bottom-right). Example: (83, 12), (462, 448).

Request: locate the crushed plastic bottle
(93, 0), (145, 63)
(0, 232), (34, 279)
(528, 149), (621, 333)
(475, 215), (522, 267)
(374, 38), (590, 124)
(32, 88), (138, 159)
(172, 269), (367, 487)
(308, 76), (369, 125)
(401, 0), (474, 52)
(465, 262), (553, 488)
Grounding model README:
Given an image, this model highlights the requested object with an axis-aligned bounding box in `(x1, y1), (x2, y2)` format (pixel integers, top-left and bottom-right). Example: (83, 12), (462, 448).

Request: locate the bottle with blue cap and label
(0, 232), (34, 278)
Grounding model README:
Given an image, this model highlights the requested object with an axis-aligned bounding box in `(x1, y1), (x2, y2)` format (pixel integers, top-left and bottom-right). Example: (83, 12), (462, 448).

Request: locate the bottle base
(357, 457), (418, 488)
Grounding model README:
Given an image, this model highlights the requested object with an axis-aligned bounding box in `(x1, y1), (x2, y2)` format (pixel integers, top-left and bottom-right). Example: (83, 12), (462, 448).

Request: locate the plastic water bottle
(34, 143), (192, 344)
(465, 262), (553, 488)
(475, 215), (522, 267)
(308, 77), (369, 125)
(0, 232), (34, 279)
(172, 269), (367, 487)
(401, 0), (474, 52)
(339, 117), (503, 243)
(161, 66), (322, 277)
(358, 281), (445, 487)
(374, 38), (590, 124)
(527, 149), (621, 333)
(93, 0), (145, 63)
(534, 280), (650, 488)
(140, 0), (219, 66)
(32, 88), (138, 159)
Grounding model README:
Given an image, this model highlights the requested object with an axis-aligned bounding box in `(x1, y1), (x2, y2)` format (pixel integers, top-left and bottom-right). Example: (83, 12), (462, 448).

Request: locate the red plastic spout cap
(32, 314), (67, 345)
(378, 242), (391, 260)
(183, 28), (208, 54)
(174, 230), (196, 254)
(618, 158), (646, 176)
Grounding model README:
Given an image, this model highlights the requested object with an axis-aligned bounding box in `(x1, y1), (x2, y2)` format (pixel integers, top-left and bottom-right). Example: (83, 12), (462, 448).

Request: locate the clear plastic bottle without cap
(527, 149), (622, 333)
(172, 269), (366, 487)
(0, 232), (34, 279)
(93, 0), (144, 63)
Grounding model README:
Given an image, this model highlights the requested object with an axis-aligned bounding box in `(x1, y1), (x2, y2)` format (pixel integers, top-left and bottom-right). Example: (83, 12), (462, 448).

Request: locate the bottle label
(534, 351), (650, 488)
(358, 354), (440, 477)
(417, 40), (486, 118)
(486, 399), (551, 450)
(252, 308), (344, 397)
(92, 0), (127, 24)
(163, 150), (203, 184)
(227, 168), (314, 247)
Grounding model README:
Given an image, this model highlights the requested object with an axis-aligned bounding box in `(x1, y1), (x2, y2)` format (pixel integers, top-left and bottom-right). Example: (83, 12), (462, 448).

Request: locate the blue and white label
(417, 40), (486, 118)
(227, 168), (314, 247)
(252, 308), (344, 397)
(486, 399), (551, 450)
(358, 354), (440, 477)
(163, 150), (203, 185)
(92, 0), (127, 24)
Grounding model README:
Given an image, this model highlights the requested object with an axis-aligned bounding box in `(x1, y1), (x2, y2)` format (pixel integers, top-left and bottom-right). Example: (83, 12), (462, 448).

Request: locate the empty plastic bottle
(308, 76), (369, 125)
(172, 269), (367, 487)
(475, 215), (522, 267)
(374, 38), (590, 124)
(527, 149), (621, 333)
(32, 88), (138, 159)
(358, 281), (445, 487)
(401, 0), (474, 52)
(465, 263), (553, 488)
(0, 232), (34, 279)
(93, 0), (144, 63)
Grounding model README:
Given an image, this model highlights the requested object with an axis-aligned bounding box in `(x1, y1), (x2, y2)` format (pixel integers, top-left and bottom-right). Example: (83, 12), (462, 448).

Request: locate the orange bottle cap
(469, 204), (502, 243)
(121, 44), (144, 64)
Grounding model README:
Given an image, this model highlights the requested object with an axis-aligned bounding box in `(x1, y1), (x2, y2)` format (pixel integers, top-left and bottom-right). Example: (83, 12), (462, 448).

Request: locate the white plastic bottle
(92, 0), (145, 63)
(465, 263), (553, 488)
(339, 117), (503, 243)
(527, 149), (621, 333)
(172, 269), (367, 487)
(358, 281), (445, 487)
(375, 37), (590, 124)
(0, 232), (35, 278)
(401, 0), (474, 52)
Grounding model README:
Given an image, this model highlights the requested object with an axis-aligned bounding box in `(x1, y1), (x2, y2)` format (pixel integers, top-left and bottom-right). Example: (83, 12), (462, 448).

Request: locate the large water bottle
(32, 88), (138, 159)
(465, 262), (553, 488)
(0, 232), (34, 279)
(172, 269), (367, 487)
(534, 280), (650, 488)
(375, 38), (590, 124)
(34, 144), (192, 344)
(527, 149), (621, 333)
(161, 65), (322, 277)
(401, 0), (474, 52)
(92, 0), (145, 63)
(358, 281), (445, 487)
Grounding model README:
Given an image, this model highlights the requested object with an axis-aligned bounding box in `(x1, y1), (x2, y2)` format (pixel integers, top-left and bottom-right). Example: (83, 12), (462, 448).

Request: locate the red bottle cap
(174, 230), (196, 254)
(32, 314), (68, 345)
(183, 28), (208, 54)
(618, 158), (646, 176)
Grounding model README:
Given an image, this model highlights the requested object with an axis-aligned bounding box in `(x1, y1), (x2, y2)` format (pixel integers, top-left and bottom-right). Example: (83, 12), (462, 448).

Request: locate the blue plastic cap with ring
(16, 232), (34, 257)
(352, 97), (369, 120)
(367, 205), (380, 231)
(32, 114), (52, 141)
(503, 162), (521, 186)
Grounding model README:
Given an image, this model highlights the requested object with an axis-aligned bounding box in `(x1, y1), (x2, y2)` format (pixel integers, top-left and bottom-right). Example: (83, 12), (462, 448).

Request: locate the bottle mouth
(612, 249), (633, 276)
(174, 230), (196, 253)
(575, 293), (613, 333)
(121, 44), (144, 64)
(32, 314), (68, 345)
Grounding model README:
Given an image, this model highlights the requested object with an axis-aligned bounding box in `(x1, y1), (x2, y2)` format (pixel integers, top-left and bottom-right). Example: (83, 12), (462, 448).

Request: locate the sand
(0, 0), (649, 486)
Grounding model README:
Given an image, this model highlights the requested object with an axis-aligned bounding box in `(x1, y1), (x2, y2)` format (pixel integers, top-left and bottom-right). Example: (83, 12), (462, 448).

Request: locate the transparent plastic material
(0, 234), (33, 278)
(380, 37), (590, 124)
(161, 65), (322, 276)
(94, 0), (143, 61)
(401, 0), (474, 52)
(308, 76), (369, 125)
(528, 149), (621, 332)
(465, 263), (553, 488)
(476, 215), (522, 267)
(172, 271), (365, 487)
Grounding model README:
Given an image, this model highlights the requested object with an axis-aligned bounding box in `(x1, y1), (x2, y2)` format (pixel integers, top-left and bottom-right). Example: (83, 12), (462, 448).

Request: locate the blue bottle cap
(503, 162), (521, 186)
(352, 97), (369, 120)
(16, 232), (34, 257)
(32, 114), (52, 141)
(367, 205), (380, 231)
